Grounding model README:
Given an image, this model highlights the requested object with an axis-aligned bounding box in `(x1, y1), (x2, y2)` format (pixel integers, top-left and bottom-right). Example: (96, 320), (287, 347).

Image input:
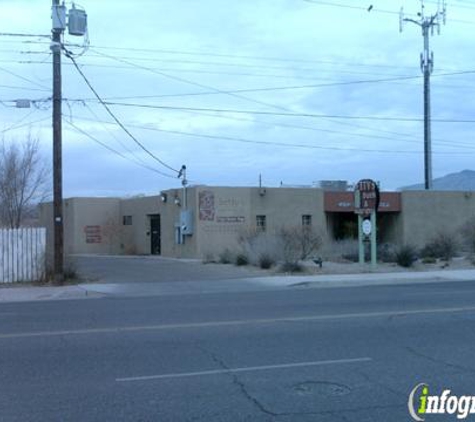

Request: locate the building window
(122, 215), (133, 226)
(256, 215), (266, 231)
(302, 215), (312, 226)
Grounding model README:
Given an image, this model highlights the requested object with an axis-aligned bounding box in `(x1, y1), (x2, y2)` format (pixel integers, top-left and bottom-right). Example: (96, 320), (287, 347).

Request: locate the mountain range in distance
(400, 170), (475, 191)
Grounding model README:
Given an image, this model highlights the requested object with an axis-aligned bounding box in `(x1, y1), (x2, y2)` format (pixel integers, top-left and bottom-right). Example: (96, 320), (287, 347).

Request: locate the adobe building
(38, 184), (475, 260)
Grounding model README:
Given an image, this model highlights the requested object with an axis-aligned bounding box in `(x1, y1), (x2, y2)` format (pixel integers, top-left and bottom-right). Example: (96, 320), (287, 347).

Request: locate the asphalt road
(73, 255), (268, 284)
(1, 280), (475, 421)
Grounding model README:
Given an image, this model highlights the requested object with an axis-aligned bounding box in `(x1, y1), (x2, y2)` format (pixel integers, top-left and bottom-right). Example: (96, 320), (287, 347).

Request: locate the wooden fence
(0, 228), (46, 283)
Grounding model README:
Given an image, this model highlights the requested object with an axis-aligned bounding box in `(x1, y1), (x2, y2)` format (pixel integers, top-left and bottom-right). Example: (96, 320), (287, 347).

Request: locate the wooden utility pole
(51, 0), (64, 283)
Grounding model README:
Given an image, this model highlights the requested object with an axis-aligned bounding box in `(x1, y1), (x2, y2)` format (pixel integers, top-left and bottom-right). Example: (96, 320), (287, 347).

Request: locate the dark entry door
(150, 215), (161, 255)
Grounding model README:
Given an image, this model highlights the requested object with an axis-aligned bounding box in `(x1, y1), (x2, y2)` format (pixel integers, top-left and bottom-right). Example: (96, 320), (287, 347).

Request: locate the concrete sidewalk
(1, 268), (475, 303)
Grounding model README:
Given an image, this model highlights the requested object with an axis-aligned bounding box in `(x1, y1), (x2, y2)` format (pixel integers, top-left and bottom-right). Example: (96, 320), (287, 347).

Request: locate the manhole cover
(292, 381), (351, 397)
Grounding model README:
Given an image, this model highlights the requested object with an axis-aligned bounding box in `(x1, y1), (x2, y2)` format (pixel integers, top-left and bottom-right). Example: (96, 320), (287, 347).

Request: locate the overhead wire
(70, 114), (475, 156)
(81, 101), (167, 171)
(80, 102), (475, 124)
(0, 116), (50, 134)
(0, 65), (49, 90)
(65, 120), (178, 178)
(63, 48), (179, 175)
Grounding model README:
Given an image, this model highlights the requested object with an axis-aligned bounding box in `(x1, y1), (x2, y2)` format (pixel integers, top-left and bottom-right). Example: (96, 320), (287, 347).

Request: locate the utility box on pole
(52, 3), (66, 30)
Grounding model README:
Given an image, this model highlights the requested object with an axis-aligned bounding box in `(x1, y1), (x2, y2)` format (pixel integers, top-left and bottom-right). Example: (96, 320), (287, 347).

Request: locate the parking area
(72, 255), (268, 284)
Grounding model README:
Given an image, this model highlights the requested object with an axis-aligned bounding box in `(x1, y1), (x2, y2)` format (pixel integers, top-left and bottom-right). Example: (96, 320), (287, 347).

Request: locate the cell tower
(400, 0), (447, 190)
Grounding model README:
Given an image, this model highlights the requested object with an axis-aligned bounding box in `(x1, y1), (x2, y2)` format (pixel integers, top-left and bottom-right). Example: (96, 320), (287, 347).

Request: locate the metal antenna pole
(422, 22), (432, 190)
(400, 0), (446, 191)
(51, 0), (64, 283)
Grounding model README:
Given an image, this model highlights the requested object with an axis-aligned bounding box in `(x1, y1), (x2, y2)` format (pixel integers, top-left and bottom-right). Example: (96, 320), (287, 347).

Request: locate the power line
(302, 0), (407, 16)
(0, 116), (50, 134)
(0, 32), (50, 38)
(71, 42), (419, 70)
(60, 68), (475, 102)
(303, 0), (475, 25)
(88, 48), (302, 112)
(163, 105), (475, 151)
(80, 102), (475, 124)
(81, 101), (173, 172)
(65, 120), (177, 179)
(63, 50), (179, 174)
(70, 114), (475, 156)
(0, 65), (49, 90)
(83, 50), (418, 77)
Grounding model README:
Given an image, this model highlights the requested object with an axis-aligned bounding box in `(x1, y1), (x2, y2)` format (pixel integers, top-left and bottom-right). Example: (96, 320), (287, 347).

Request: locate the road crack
(196, 344), (278, 418)
(405, 345), (475, 374)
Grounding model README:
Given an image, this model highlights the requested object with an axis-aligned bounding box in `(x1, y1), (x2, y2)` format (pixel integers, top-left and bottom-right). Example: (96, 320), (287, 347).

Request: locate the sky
(0, 0), (474, 197)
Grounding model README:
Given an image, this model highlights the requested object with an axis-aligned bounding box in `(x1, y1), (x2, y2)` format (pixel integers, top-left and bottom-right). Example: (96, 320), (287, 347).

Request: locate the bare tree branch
(0, 135), (50, 228)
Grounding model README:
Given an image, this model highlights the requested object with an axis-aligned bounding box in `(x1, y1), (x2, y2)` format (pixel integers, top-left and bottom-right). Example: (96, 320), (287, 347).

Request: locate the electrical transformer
(68, 6), (87, 36)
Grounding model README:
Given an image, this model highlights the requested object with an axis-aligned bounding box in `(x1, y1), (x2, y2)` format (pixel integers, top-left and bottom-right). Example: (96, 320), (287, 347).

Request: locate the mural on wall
(199, 190), (215, 221)
(84, 225), (102, 244)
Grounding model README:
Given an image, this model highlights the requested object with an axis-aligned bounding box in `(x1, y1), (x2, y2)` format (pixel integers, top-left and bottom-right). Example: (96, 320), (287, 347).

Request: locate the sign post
(354, 179), (379, 269)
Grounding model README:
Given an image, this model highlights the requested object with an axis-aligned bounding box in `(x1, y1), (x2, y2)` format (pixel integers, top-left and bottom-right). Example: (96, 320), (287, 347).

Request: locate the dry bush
(395, 244), (418, 268)
(320, 239), (359, 262)
(278, 226), (323, 265)
(238, 228), (281, 265)
(218, 248), (234, 264)
(460, 216), (475, 254)
(421, 232), (459, 261)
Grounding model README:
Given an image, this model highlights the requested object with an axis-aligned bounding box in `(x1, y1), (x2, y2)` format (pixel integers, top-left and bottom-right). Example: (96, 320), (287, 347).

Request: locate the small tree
(0, 136), (49, 228)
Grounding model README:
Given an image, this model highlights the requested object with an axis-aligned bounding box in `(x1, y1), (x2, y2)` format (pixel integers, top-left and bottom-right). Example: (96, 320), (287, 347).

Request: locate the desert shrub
(378, 243), (397, 263)
(395, 245), (418, 268)
(202, 252), (216, 264)
(280, 261), (304, 273)
(460, 216), (475, 253)
(238, 228), (281, 265)
(235, 253), (249, 266)
(278, 225), (323, 265)
(421, 232), (458, 261)
(421, 256), (437, 264)
(320, 239), (359, 262)
(218, 249), (233, 264)
(258, 253), (275, 269)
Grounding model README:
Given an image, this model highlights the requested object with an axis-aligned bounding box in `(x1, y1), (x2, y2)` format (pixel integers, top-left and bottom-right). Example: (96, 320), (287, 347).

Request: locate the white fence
(0, 228), (46, 283)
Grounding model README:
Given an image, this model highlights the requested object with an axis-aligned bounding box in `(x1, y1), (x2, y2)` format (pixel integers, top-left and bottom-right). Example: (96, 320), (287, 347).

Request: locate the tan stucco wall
(38, 198), (121, 261)
(251, 187), (326, 234)
(39, 189), (475, 260)
(119, 190), (198, 258)
(192, 186), (326, 259)
(194, 186), (252, 259)
(400, 191), (475, 247)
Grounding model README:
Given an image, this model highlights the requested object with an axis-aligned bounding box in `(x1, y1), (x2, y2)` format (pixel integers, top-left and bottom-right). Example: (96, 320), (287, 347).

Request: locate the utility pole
(400, 0), (446, 190)
(49, 1), (87, 283)
(51, 0), (65, 283)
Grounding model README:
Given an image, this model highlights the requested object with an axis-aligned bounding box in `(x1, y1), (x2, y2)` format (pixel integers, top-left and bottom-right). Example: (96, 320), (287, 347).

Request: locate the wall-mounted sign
(84, 225), (102, 244)
(216, 216), (245, 223)
(199, 190), (215, 221)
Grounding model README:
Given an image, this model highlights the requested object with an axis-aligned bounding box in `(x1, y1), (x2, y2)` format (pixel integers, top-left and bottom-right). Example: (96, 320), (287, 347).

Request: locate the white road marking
(116, 357), (372, 383)
(0, 305), (475, 340)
